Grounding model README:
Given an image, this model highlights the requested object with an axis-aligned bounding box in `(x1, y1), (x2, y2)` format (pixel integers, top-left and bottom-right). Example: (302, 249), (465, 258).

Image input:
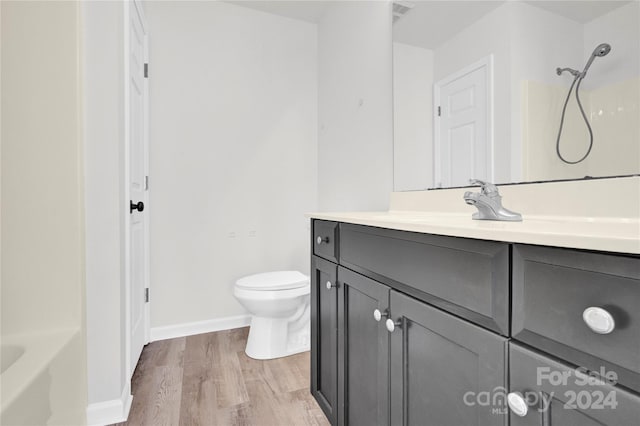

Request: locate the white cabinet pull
(582, 307), (615, 334)
(373, 309), (388, 322)
(325, 281), (335, 290)
(507, 392), (528, 417)
(386, 318), (401, 332)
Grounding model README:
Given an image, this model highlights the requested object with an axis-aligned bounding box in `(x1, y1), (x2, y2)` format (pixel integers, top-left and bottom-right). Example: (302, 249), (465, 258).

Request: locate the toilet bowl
(234, 271), (310, 360)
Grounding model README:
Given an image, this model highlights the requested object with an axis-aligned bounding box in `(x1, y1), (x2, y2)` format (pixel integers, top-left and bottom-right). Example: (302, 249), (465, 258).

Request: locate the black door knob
(130, 200), (144, 213)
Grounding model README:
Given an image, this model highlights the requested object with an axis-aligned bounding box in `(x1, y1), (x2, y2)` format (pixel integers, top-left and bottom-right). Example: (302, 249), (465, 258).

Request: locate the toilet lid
(235, 271), (309, 291)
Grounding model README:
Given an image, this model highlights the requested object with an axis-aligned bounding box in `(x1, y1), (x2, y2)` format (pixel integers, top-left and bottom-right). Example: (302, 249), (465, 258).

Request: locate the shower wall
(521, 1), (640, 181)
(521, 76), (639, 181)
(1, 1), (87, 424)
(588, 76), (640, 177)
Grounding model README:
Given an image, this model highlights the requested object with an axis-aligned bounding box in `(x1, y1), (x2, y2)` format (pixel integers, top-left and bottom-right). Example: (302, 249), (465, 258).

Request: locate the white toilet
(234, 271), (310, 360)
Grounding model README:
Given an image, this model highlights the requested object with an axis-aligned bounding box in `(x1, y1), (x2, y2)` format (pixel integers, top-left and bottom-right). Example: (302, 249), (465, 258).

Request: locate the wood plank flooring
(113, 327), (329, 426)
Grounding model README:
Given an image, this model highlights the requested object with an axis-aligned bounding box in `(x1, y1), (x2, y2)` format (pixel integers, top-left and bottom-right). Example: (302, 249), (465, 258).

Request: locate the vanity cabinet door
(311, 256), (339, 425)
(337, 267), (390, 426)
(389, 291), (508, 426)
(509, 343), (640, 426)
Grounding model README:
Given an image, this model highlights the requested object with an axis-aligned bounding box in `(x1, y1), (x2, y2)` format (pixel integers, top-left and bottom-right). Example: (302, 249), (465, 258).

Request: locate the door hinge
(145, 288), (149, 303)
(144, 63), (149, 78)
(437, 106), (441, 117)
(145, 175), (149, 190)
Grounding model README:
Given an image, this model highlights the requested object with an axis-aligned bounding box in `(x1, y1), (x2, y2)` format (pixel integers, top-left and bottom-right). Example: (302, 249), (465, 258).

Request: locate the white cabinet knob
(507, 392), (528, 417)
(316, 236), (329, 245)
(326, 281), (335, 290)
(583, 307), (615, 334)
(373, 309), (388, 322)
(386, 318), (401, 332)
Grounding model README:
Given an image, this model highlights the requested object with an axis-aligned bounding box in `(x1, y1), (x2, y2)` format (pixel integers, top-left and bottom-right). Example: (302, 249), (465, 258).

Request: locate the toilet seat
(233, 284), (309, 301)
(235, 271), (308, 291)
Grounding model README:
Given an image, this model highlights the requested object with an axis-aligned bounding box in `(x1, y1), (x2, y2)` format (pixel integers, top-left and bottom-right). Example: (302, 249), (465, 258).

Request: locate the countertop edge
(305, 212), (640, 255)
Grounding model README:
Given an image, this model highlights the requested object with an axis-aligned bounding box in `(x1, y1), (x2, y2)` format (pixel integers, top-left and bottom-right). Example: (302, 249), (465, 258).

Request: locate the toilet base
(244, 306), (310, 360)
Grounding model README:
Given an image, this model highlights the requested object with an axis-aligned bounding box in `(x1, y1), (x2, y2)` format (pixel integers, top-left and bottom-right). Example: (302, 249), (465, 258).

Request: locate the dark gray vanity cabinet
(311, 255), (339, 424)
(509, 344), (640, 426)
(311, 220), (511, 426)
(310, 220), (640, 426)
(337, 267), (390, 426)
(389, 291), (508, 426)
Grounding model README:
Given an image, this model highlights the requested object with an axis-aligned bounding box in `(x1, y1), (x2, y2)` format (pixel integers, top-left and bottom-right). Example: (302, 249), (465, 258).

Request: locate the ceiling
(393, 0), (632, 50)
(228, 1), (633, 37)
(393, 1), (505, 50)
(227, 1), (633, 48)
(226, 1), (329, 23)
(523, 0), (632, 24)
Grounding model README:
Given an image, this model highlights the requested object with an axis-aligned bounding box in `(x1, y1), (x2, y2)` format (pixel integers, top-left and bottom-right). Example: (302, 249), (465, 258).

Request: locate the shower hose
(556, 74), (593, 164)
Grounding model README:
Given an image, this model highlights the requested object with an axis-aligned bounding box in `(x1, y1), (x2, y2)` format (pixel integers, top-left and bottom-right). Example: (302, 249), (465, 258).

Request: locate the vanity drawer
(509, 343), (640, 426)
(339, 223), (510, 335)
(313, 220), (338, 263)
(512, 244), (640, 392)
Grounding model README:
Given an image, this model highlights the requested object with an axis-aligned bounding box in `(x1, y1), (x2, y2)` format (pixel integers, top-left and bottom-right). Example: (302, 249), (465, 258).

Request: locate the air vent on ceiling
(393, 1), (415, 23)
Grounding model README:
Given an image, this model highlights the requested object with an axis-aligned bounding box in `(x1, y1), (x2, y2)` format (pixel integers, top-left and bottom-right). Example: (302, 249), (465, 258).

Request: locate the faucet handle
(469, 179), (499, 196)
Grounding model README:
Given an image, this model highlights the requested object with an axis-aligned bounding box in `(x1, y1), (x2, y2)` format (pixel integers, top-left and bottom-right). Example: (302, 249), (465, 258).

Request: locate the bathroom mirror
(392, 0), (640, 190)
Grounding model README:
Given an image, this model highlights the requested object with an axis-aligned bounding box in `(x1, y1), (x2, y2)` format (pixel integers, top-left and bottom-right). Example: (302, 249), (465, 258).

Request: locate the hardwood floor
(114, 327), (329, 426)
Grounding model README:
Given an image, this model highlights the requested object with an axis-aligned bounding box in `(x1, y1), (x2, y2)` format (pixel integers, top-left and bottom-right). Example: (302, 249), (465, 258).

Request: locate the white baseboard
(150, 314), (251, 342)
(86, 383), (132, 426)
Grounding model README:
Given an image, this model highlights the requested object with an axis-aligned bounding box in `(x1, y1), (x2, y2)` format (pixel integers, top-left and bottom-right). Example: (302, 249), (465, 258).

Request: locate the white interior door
(434, 56), (493, 187)
(128, 0), (149, 377)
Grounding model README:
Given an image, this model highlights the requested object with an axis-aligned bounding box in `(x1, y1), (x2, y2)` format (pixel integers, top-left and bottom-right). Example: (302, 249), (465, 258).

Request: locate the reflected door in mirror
(435, 57), (492, 188)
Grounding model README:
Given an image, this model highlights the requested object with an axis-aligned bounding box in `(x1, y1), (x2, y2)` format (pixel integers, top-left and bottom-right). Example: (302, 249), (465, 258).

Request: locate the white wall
(433, 3), (512, 184)
(583, 1), (640, 177)
(82, 0), (129, 418)
(510, 2), (584, 87)
(393, 42), (434, 191)
(1, 0), (85, 336)
(583, 1), (640, 90)
(509, 1), (584, 181)
(145, 1), (318, 328)
(317, 1), (393, 211)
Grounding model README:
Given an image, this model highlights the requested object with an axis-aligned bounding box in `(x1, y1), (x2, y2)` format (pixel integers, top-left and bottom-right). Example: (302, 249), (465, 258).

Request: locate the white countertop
(307, 177), (640, 254)
(306, 210), (640, 254)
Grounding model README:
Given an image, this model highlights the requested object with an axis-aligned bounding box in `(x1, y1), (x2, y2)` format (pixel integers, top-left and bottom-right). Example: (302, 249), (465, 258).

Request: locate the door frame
(123, 0), (150, 380)
(433, 55), (494, 187)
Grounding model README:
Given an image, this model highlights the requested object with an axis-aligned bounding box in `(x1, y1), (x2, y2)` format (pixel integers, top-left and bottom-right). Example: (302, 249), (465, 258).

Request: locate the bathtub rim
(0, 344), (25, 375)
(0, 327), (79, 414)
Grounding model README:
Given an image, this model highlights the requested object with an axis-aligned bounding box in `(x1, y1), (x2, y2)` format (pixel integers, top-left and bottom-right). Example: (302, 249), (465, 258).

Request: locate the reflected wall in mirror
(392, 0), (640, 190)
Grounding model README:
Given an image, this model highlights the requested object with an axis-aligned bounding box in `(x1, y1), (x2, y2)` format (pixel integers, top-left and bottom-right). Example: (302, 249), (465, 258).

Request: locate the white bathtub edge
(0, 328), (79, 414)
(86, 382), (132, 426)
(150, 314), (251, 342)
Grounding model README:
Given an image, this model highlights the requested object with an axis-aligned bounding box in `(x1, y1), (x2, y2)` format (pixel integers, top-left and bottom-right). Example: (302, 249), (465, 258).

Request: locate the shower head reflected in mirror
(592, 43), (612, 57)
(555, 42), (612, 165)
(582, 43), (611, 76)
(556, 67), (580, 77)
(556, 43), (612, 79)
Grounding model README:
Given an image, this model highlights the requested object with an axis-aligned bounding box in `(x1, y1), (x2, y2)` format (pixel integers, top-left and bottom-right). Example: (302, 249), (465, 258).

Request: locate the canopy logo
(462, 366), (620, 414)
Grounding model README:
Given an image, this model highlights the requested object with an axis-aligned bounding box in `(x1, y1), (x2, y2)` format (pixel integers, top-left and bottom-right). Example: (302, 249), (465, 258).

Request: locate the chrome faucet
(463, 179), (522, 222)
